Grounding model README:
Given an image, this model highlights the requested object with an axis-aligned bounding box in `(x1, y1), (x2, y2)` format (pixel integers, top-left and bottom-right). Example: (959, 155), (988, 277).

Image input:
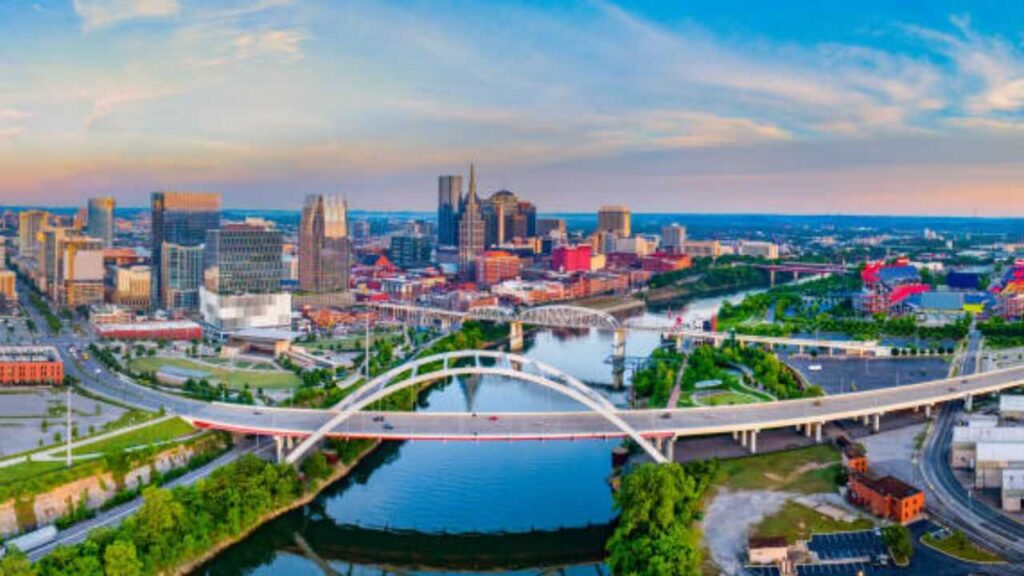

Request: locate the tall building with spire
(299, 194), (351, 294)
(437, 175), (463, 247)
(457, 163), (486, 279)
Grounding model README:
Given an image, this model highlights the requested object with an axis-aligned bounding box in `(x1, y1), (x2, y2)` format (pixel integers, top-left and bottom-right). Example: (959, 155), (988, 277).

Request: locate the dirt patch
(702, 489), (794, 575)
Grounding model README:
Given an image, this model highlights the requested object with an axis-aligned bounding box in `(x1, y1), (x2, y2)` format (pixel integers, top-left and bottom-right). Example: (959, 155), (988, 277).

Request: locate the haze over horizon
(7, 1), (1024, 214)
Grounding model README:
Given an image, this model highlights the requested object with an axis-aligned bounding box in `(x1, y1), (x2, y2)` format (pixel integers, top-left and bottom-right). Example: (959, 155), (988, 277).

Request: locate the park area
(129, 356), (301, 390)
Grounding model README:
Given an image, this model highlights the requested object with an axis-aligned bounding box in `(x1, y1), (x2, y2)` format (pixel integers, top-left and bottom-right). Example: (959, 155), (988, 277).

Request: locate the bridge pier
(965, 394), (973, 412)
(769, 269), (776, 288)
(814, 422), (823, 444)
(872, 413), (881, 433)
(738, 430), (747, 448)
(613, 328), (626, 359)
(925, 404), (932, 418)
(275, 436), (283, 463)
(663, 435), (676, 462)
(749, 430), (758, 454)
(509, 321), (524, 352)
(674, 335), (684, 353)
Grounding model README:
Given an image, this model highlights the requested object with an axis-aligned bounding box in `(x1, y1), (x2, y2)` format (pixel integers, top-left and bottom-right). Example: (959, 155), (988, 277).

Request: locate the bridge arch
(287, 350), (666, 465)
(465, 306), (516, 323)
(516, 305), (620, 331)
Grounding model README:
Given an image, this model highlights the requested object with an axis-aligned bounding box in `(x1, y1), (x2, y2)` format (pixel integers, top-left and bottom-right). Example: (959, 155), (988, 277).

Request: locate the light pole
(65, 385), (72, 468)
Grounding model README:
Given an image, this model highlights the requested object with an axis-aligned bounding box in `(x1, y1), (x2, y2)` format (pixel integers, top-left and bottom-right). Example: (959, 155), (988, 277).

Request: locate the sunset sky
(5, 1), (1024, 214)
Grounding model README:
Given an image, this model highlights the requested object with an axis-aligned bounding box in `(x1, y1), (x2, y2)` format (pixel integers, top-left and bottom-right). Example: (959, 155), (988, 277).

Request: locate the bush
(301, 452), (331, 481)
(882, 524), (913, 565)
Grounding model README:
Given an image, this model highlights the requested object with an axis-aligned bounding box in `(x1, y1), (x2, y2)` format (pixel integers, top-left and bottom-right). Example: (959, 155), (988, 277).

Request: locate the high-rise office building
(86, 197), (116, 247)
(482, 190), (537, 247)
(201, 222), (290, 333)
(437, 175), (463, 247)
(390, 235), (432, 269)
(151, 192), (221, 310)
(661, 224), (687, 254)
(598, 205), (631, 238)
(299, 195), (351, 293)
(537, 218), (566, 239)
(18, 210), (48, 257)
(161, 243), (205, 312)
(457, 164), (486, 279)
(114, 265), (152, 310)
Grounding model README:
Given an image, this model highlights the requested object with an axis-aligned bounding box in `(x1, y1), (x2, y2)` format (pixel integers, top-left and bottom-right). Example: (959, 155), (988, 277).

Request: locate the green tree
(0, 547), (37, 576)
(301, 452), (331, 481)
(103, 540), (142, 576)
(131, 487), (186, 570)
(881, 524), (913, 565)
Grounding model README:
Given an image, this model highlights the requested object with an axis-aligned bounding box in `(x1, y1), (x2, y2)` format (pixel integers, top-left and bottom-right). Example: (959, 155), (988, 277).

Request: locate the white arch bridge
(373, 302), (882, 357)
(287, 350), (669, 464)
(182, 351), (1024, 468)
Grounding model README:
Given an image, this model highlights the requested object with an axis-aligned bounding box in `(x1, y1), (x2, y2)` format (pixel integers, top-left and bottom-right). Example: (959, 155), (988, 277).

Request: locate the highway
(917, 329), (1024, 565)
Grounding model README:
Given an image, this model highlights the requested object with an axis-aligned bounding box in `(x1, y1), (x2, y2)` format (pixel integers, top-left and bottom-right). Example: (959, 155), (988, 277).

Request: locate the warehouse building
(0, 346), (64, 385)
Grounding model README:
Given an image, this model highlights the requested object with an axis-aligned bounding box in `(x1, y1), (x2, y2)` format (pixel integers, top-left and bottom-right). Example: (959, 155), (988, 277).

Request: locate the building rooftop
(952, 425), (1024, 444)
(95, 320), (202, 333)
(227, 327), (299, 342)
(976, 442), (1024, 463)
(0, 346), (61, 363)
(1001, 394), (1024, 414)
(748, 536), (788, 550)
(853, 474), (921, 499)
(1003, 468), (1024, 491)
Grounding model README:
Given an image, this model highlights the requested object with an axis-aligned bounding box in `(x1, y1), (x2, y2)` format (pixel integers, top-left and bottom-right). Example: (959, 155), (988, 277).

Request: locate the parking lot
(808, 530), (887, 561)
(785, 356), (950, 395)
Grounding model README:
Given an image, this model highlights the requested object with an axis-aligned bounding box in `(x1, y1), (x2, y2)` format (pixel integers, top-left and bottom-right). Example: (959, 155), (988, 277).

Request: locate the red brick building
(641, 252), (693, 273)
(475, 251), (522, 286)
(551, 245), (592, 273)
(837, 435), (869, 474)
(848, 474), (924, 524)
(0, 346), (64, 385)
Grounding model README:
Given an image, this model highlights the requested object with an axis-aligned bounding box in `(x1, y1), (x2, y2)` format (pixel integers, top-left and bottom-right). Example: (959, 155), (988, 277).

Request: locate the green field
(130, 357), (301, 389)
(716, 445), (843, 494)
(922, 531), (1003, 563)
(753, 501), (874, 543)
(73, 417), (196, 456)
(699, 391), (760, 406)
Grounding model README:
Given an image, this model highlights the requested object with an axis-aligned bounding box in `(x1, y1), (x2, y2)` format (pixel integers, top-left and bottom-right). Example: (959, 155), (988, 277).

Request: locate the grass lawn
(922, 531), (1003, 563)
(0, 460), (68, 487)
(753, 501), (874, 543)
(74, 417), (196, 456)
(716, 445), (843, 494)
(130, 357), (300, 389)
(702, 391), (760, 406)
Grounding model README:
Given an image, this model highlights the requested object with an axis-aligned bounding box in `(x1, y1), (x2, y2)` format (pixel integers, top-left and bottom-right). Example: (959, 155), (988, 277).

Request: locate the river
(195, 289), (764, 576)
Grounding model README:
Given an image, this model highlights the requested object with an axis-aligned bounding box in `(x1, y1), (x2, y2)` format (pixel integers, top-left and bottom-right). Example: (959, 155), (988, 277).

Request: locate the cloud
(233, 28), (307, 61)
(0, 127), (25, 141)
(84, 85), (174, 128)
(0, 109), (32, 122)
(72, 0), (179, 31)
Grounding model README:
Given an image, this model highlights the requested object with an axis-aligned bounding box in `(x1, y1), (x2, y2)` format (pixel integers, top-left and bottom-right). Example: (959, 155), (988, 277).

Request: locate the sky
(7, 1), (1024, 214)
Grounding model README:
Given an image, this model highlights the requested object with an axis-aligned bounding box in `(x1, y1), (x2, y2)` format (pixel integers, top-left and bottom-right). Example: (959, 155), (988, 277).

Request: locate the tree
(301, 452), (331, 481)
(131, 487), (186, 569)
(103, 540), (142, 576)
(0, 547), (37, 576)
(881, 524), (913, 565)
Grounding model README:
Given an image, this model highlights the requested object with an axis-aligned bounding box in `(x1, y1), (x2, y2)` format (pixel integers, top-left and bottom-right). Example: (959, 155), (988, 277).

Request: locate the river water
(195, 291), (756, 576)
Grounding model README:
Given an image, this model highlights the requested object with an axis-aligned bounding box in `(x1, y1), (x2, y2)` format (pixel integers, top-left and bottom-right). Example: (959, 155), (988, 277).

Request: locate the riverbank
(177, 439), (381, 576)
(645, 279), (769, 307)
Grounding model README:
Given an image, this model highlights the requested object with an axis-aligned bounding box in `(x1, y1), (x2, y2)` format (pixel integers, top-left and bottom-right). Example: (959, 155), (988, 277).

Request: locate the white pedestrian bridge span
(182, 350), (1024, 465)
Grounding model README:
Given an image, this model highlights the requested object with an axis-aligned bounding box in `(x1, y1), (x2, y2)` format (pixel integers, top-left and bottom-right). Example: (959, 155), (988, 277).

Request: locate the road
(25, 441), (271, 561)
(917, 329), (1024, 566)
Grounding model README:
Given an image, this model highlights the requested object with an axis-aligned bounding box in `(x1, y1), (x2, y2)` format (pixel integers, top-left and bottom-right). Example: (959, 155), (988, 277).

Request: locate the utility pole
(65, 386), (72, 468)
(364, 314), (371, 379)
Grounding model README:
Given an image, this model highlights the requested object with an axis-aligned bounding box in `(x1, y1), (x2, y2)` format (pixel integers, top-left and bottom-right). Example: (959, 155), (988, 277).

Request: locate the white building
(1002, 468), (1024, 512)
(975, 442), (1024, 488)
(737, 240), (780, 260)
(661, 224), (687, 254)
(1001, 395), (1024, 420)
(199, 288), (292, 336)
(951, 425), (1024, 468)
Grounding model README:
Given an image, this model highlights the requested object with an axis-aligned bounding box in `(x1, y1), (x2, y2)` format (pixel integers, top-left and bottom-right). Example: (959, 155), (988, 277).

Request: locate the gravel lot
(0, 388), (127, 456)
(702, 489), (793, 575)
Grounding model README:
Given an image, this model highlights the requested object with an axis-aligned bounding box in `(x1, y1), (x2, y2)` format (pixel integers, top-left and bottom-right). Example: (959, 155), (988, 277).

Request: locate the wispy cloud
(233, 28), (307, 61)
(72, 0), (179, 32)
(84, 85), (175, 128)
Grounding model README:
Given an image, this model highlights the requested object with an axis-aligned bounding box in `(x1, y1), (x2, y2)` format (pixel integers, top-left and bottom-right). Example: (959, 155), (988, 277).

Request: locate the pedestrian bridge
(185, 351), (1024, 465)
(373, 302), (882, 356)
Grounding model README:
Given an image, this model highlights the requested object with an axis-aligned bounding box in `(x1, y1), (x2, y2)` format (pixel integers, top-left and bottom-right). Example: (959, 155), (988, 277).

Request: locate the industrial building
(0, 346), (64, 385)
(847, 474), (925, 524)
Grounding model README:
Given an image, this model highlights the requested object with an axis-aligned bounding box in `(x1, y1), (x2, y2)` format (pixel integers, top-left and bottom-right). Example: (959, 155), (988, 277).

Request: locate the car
(660, 412), (672, 420)
(488, 415), (499, 421)
(813, 399), (823, 407)
(372, 415), (385, 422)
(383, 423), (394, 430)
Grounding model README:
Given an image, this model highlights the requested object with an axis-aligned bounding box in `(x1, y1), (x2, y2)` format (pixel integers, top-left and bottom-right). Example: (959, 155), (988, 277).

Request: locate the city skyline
(6, 1), (1024, 214)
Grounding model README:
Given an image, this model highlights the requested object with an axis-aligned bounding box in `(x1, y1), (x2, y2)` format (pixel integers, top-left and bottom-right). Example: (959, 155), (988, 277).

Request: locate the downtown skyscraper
(457, 164), (485, 279)
(150, 191), (221, 311)
(299, 194), (351, 294)
(86, 197), (115, 247)
(437, 175), (463, 247)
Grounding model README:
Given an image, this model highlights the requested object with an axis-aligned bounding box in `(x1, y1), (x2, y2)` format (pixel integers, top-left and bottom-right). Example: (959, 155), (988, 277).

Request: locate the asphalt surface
(916, 329), (1024, 568)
